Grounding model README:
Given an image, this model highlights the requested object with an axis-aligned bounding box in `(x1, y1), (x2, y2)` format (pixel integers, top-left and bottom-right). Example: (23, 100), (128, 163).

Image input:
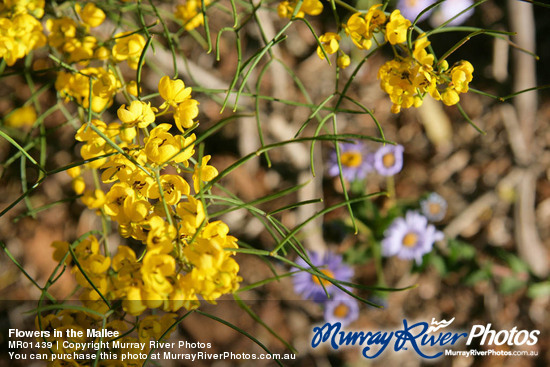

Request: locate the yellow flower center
(333, 302), (350, 318)
(164, 182), (175, 194)
(382, 153), (396, 168)
(402, 232), (418, 247)
(428, 203), (441, 215)
(312, 269), (334, 287)
(341, 151), (362, 168)
(115, 195), (126, 206)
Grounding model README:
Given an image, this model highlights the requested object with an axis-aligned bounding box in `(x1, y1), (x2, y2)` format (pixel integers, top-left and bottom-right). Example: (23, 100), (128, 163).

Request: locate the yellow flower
(5, 105), (37, 128)
(412, 34), (434, 67)
(81, 189), (106, 209)
(302, 0), (324, 16)
(149, 174), (190, 205)
(123, 193), (151, 223)
(345, 6), (386, 51)
(112, 246), (137, 273)
(144, 124), (195, 166)
(158, 76), (192, 109)
(119, 125), (137, 143)
(365, 4), (387, 32)
(92, 68), (121, 99)
(201, 220), (230, 246)
(277, 0), (323, 19)
(66, 166), (81, 179)
(74, 235), (100, 258)
(440, 61), (474, 106)
(76, 3), (105, 28)
(174, 98), (199, 132)
(385, 10), (411, 45)
(128, 170), (155, 197)
(316, 32), (340, 60)
(100, 154), (137, 183)
(176, 196), (205, 237)
(449, 60), (474, 94)
(123, 287), (147, 315)
(126, 81), (139, 97)
(167, 274), (199, 311)
(137, 315), (162, 342)
(71, 177), (86, 194)
(94, 46), (110, 60)
(193, 155), (218, 193)
(441, 88), (459, 106)
(146, 216), (176, 253)
(103, 182), (134, 224)
(117, 101), (157, 128)
(81, 253), (111, 275)
(112, 32), (146, 70)
(141, 252), (175, 296)
(175, 0), (209, 31)
(345, 13), (371, 50)
(51, 241), (71, 265)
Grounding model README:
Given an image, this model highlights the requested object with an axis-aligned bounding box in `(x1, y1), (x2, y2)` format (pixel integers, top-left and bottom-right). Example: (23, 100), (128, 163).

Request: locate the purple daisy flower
(293, 251), (354, 303)
(373, 144), (404, 176)
(327, 140), (373, 182)
(420, 192), (448, 222)
(430, 0), (474, 27)
(382, 211), (444, 264)
(324, 294), (360, 327)
(397, 0), (437, 23)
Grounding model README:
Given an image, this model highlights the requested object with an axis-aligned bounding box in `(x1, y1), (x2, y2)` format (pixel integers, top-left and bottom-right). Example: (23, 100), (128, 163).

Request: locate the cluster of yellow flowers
(58, 74), (241, 317)
(378, 34), (474, 113)
(284, 3), (474, 113)
(3, 2), (246, 362)
(0, 0), (46, 66)
(36, 308), (177, 365)
(46, 3), (107, 65)
(56, 66), (122, 113)
(49, 14), (147, 113)
(0, 0), (242, 347)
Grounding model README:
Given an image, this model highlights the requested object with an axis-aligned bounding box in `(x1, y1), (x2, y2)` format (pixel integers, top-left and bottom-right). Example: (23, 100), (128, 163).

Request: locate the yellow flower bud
(337, 54), (351, 69)
(72, 177), (86, 194)
(76, 3), (106, 28)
